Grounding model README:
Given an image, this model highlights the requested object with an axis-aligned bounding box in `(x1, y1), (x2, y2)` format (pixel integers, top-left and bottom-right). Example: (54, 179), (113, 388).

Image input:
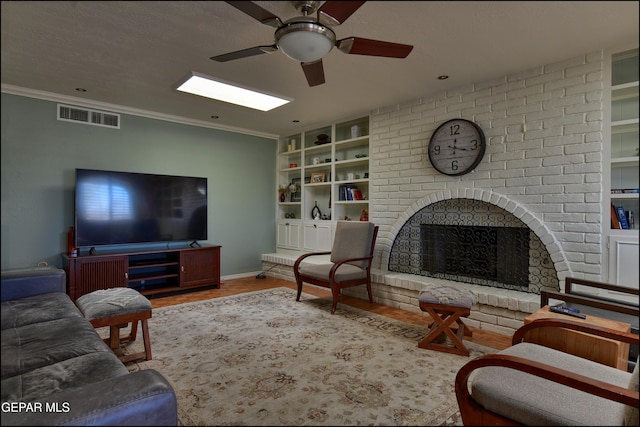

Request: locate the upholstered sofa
(1, 267), (177, 426)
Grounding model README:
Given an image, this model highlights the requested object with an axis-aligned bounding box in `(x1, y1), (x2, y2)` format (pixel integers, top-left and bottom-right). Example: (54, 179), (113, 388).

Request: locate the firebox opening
(421, 225), (529, 289)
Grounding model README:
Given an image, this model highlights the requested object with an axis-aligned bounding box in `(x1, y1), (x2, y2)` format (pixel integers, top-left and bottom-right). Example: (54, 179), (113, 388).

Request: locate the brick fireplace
(387, 198), (558, 294)
(360, 51), (606, 334)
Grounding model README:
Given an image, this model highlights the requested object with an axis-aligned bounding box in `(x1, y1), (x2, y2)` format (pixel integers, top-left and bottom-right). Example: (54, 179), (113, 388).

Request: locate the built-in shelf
(276, 116), (370, 251)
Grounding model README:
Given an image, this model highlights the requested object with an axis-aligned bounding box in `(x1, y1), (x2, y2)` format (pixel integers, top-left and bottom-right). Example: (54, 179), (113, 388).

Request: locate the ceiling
(2, 1), (638, 138)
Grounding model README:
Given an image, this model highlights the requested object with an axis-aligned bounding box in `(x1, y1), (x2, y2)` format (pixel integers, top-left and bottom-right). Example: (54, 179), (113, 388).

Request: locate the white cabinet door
(607, 233), (639, 304)
(277, 221), (301, 250)
(609, 234), (640, 288)
(303, 222), (334, 251)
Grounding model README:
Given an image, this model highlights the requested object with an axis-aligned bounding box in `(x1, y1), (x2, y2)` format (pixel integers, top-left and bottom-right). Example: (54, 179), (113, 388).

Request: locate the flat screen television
(75, 169), (207, 247)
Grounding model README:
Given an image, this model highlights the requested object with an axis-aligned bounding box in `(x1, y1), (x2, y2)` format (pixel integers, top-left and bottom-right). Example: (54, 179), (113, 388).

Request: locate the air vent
(57, 104), (120, 129)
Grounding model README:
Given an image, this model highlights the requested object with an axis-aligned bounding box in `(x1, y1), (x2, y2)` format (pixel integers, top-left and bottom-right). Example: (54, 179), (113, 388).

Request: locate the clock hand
(448, 139), (472, 153)
(448, 138), (458, 154)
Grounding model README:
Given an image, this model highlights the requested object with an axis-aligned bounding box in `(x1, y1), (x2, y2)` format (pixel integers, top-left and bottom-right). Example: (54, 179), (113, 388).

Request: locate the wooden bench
(76, 287), (152, 363)
(418, 285), (476, 356)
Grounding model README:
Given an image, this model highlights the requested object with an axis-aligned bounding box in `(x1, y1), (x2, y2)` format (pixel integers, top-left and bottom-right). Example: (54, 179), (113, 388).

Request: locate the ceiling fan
(211, 1), (414, 87)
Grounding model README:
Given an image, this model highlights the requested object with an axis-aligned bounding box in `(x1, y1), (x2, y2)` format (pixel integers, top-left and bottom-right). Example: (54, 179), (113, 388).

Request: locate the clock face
(428, 119), (486, 176)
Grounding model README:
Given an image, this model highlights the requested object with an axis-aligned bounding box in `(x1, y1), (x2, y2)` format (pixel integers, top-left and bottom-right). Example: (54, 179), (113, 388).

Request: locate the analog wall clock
(428, 118), (486, 176)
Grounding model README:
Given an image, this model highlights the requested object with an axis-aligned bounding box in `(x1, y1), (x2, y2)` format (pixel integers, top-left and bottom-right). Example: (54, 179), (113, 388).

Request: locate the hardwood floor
(149, 276), (512, 351)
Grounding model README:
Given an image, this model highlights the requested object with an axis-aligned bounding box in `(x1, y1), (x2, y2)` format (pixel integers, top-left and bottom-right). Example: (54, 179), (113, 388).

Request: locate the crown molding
(1, 84), (279, 140)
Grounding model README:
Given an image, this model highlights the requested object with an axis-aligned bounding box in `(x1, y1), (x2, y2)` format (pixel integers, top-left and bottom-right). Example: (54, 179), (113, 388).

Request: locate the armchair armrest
(541, 277), (639, 317)
(329, 255), (374, 277)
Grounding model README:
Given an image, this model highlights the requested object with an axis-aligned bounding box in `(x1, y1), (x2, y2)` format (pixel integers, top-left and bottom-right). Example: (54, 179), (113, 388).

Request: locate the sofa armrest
(1, 369), (177, 426)
(1, 268), (66, 302)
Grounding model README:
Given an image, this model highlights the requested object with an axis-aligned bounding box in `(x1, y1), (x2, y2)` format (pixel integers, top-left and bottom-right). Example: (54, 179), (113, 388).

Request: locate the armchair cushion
(297, 262), (366, 282)
(330, 221), (376, 269)
(471, 342), (632, 426)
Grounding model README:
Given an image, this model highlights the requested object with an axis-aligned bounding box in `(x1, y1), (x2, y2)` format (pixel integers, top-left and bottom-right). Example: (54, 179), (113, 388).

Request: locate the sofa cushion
(471, 342), (632, 426)
(1, 351), (129, 401)
(1, 292), (82, 330)
(1, 316), (112, 379)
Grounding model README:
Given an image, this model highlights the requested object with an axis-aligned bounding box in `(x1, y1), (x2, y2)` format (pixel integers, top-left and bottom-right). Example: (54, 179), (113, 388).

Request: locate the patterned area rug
(120, 288), (492, 426)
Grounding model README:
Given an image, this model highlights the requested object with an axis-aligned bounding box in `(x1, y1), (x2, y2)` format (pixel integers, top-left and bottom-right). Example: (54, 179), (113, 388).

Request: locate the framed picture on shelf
(290, 178), (301, 202)
(310, 172), (326, 183)
(311, 172), (326, 184)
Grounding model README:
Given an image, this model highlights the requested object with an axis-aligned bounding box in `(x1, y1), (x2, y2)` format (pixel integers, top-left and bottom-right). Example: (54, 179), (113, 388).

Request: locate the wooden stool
(76, 288), (152, 363)
(418, 285), (476, 356)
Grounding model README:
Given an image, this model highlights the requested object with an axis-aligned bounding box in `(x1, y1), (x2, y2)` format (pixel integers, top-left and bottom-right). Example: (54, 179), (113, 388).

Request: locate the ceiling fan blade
(317, 1), (366, 26)
(301, 60), (325, 87)
(337, 37), (413, 58)
(225, 1), (283, 28)
(210, 45), (278, 62)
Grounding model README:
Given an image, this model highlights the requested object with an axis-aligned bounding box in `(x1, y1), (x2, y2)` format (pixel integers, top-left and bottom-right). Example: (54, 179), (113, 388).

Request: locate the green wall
(1, 93), (277, 275)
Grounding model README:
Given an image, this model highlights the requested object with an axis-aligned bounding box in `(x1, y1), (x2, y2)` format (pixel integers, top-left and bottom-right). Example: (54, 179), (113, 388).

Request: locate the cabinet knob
(314, 224), (317, 228)
(124, 272), (128, 279)
(181, 266), (184, 272)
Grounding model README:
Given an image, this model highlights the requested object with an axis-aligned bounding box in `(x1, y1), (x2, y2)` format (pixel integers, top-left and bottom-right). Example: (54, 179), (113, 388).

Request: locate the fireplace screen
(421, 225), (530, 288)
(387, 199), (558, 293)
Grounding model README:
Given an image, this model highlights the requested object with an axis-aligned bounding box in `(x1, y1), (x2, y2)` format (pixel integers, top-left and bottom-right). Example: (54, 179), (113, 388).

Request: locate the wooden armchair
(455, 318), (639, 426)
(294, 221), (378, 314)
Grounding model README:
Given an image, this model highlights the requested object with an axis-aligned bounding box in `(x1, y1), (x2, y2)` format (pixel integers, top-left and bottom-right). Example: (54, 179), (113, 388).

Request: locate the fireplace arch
(380, 189), (570, 293)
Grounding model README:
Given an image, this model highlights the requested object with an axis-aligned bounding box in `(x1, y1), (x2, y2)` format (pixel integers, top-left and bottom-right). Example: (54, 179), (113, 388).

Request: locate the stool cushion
(419, 285), (476, 308)
(76, 288), (151, 321)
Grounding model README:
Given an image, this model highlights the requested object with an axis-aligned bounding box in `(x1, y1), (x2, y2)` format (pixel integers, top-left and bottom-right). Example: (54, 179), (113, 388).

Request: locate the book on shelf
(611, 203), (621, 229)
(615, 205), (630, 229)
(346, 184), (356, 200)
(351, 187), (363, 200)
(339, 184), (364, 201)
(339, 184), (347, 201)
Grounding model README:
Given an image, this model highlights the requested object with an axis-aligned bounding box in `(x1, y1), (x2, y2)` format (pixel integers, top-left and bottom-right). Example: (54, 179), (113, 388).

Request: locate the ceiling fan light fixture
(275, 21), (336, 63)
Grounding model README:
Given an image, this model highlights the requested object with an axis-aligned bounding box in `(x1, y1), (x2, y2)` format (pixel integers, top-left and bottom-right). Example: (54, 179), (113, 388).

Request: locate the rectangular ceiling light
(176, 71), (291, 111)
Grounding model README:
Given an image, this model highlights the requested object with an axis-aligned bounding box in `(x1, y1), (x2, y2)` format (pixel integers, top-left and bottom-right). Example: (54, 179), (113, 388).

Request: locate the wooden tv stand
(62, 244), (220, 301)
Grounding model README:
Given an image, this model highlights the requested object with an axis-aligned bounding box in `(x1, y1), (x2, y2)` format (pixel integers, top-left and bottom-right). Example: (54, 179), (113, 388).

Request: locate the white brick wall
(370, 50), (605, 284)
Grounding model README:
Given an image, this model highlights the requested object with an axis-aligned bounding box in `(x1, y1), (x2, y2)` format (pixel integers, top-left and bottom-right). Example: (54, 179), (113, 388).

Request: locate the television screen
(75, 169), (207, 247)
